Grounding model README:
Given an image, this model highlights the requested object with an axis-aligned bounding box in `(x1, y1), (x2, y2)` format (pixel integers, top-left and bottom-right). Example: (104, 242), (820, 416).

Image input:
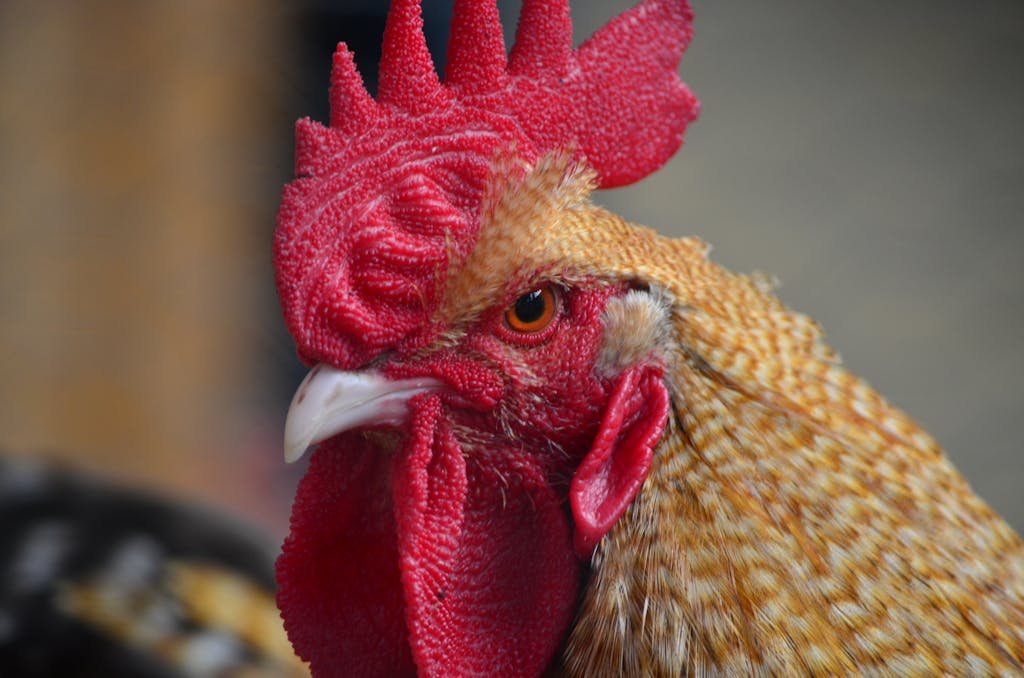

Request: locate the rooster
(270, 0), (1024, 676)
(270, 0), (1024, 675)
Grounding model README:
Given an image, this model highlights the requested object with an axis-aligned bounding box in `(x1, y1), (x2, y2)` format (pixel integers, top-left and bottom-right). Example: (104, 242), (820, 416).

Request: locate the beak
(284, 365), (444, 463)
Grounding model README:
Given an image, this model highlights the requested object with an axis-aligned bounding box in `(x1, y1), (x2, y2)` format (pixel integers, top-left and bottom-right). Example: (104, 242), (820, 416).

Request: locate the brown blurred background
(0, 0), (1021, 544)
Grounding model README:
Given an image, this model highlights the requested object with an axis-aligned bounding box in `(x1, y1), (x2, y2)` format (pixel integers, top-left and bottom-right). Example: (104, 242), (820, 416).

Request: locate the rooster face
(279, 218), (672, 674)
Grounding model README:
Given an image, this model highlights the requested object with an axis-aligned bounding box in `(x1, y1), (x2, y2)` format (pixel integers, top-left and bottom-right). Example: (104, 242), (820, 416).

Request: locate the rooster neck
(561, 363), (1024, 675)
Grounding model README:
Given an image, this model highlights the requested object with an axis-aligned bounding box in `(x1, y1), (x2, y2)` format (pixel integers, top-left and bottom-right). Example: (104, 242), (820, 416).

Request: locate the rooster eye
(505, 286), (558, 333)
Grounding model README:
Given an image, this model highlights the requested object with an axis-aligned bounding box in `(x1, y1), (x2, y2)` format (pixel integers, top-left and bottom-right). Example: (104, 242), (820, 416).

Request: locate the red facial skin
(389, 283), (617, 458)
(277, 282), (667, 677)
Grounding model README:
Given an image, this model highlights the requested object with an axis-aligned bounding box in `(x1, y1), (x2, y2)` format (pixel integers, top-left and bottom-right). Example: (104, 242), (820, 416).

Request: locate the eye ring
(504, 285), (559, 334)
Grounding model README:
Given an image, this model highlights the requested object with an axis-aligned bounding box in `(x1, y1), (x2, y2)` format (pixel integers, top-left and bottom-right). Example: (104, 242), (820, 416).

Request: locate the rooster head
(273, 1), (698, 675)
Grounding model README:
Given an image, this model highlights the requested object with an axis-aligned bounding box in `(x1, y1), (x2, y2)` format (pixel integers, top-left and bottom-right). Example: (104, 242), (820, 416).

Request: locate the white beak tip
(282, 365), (444, 465)
(283, 440), (310, 464)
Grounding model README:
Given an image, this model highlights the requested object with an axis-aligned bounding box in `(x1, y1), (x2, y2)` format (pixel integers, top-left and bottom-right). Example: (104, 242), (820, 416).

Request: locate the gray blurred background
(0, 0), (1021, 540)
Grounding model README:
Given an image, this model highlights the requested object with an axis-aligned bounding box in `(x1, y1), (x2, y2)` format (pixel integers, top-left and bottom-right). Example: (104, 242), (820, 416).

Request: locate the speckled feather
(466, 157), (1024, 675)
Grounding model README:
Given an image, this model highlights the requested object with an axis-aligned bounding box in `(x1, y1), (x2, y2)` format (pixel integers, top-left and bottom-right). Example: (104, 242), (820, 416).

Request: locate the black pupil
(514, 289), (546, 324)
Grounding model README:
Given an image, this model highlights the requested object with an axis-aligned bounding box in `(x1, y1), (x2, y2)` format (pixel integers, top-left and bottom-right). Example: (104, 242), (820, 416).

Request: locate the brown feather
(444, 154), (1024, 674)
(565, 209), (1024, 675)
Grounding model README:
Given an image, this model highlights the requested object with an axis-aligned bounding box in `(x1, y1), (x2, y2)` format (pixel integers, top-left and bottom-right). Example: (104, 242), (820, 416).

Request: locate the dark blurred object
(0, 457), (307, 676)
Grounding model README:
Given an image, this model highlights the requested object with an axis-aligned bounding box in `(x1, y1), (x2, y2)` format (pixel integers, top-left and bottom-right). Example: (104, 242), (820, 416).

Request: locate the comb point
(329, 43), (377, 133)
(509, 0), (572, 78)
(445, 0), (507, 91)
(378, 0), (446, 113)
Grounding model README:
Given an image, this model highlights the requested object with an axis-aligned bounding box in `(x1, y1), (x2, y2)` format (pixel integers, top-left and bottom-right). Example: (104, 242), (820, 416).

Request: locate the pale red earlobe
(570, 363), (670, 560)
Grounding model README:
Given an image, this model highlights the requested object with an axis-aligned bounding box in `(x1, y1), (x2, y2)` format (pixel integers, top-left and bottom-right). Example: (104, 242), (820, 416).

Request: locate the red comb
(274, 0), (699, 369)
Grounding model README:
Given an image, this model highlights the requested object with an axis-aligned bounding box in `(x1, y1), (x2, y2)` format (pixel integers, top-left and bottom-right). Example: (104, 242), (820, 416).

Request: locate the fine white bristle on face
(597, 286), (673, 376)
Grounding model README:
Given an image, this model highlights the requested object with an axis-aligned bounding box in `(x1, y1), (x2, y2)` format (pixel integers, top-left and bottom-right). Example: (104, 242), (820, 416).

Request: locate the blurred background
(0, 0), (1021, 545)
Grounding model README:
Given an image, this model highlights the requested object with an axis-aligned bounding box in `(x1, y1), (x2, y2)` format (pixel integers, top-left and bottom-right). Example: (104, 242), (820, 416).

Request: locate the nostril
(368, 350), (399, 370)
(386, 357), (504, 412)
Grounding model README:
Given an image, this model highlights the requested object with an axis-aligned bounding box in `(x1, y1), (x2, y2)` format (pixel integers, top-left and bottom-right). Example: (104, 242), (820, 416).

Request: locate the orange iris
(504, 286), (558, 333)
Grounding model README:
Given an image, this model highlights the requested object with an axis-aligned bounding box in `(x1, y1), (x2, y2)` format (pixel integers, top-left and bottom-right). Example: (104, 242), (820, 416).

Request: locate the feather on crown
(274, 0), (698, 368)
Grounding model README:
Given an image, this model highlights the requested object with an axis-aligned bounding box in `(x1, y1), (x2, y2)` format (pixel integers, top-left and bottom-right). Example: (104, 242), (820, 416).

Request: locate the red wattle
(394, 395), (580, 676)
(276, 435), (415, 677)
(277, 397), (582, 677)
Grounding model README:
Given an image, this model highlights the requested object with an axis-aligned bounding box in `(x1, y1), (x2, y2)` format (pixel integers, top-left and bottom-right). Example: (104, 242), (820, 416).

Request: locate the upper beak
(284, 364), (444, 463)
